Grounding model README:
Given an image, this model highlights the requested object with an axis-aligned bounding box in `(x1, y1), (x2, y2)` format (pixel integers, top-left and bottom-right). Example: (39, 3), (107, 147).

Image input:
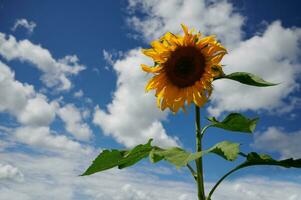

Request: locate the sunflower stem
(195, 105), (206, 200)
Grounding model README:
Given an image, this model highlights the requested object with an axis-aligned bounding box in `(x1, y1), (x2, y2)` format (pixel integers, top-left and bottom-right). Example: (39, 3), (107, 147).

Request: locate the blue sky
(0, 0), (301, 199)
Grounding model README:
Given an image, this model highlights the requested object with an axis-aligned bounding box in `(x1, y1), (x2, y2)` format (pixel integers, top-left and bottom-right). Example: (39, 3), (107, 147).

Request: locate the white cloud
(11, 18), (36, 34)
(1, 151), (301, 200)
(127, 0), (244, 48)
(252, 127), (301, 159)
(82, 109), (91, 119)
(74, 89), (84, 98)
(0, 61), (90, 154)
(18, 95), (56, 127)
(211, 177), (301, 200)
(58, 104), (92, 141)
(103, 49), (114, 66)
(0, 60), (55, 127)
(0, 33), (85, 90)
(0, 151), (195, 200)
(0, 60), (34, 114)
(102, 49), (124, 70)
(208, 21), (301, 116)
(0, 163), (23, 182)
(93, 49), (178, 148)
(14, 126), (90, 154)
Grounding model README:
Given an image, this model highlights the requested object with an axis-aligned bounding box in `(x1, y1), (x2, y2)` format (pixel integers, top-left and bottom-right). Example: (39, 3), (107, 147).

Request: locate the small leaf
(217, 72), (277, 87)
(149, 141), (240, 168)
(208, 113), (258, 133)
(150, 147), (204, 168)
(82, 139), (153, 176)
(240, 152), (301, 168)
(207, 141), (240, 161)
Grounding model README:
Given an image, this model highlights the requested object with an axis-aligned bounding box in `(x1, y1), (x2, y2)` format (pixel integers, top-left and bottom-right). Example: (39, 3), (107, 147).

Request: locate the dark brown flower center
(164, 46), (206, 88)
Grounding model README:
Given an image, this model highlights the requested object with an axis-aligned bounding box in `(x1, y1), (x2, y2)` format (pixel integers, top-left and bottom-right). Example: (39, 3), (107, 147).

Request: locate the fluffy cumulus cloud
(58, 104), (92, 141)
(0, 33), (85, 91)
(0, 60), (55, 126)
(252, 127), (301, 159)
(0, 60), (90, 154)
(17, 95), (56, 127)
(93, 49), (178, 147)
(0, 61), (34, 115)
(208, 21), (301, 116)
(11, 18), (37, 34)
(127, 0), (244, 48)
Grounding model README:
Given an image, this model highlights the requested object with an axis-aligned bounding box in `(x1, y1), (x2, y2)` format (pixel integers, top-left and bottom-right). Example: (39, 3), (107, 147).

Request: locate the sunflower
(141, 24), (227, 113)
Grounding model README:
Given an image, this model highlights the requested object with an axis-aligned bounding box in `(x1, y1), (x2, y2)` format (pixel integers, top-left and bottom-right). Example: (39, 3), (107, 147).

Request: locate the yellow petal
(173, 97), (185, 113)
(186, 87), (193, 106)
(141, 49), (166, 63)
(197, 35), (216, 48)
(151, 40), (168, 53)
(161, 99), (168, 110)
(145, 74), (164, 91)
(209, 53), (226, 64)
(141, 64), (163, 73)
(165, 85), (179, 104)
(181, 24), (189, 36)
(156, 88), (166, 108)
(162, 32), (182, 46)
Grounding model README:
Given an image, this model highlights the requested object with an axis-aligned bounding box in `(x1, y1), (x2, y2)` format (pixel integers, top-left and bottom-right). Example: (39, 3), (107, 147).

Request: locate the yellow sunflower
(141, 24), (227, 113)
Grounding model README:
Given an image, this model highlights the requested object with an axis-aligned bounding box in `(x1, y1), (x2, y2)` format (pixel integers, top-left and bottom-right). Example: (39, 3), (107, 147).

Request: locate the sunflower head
(141, 24), (227, 113)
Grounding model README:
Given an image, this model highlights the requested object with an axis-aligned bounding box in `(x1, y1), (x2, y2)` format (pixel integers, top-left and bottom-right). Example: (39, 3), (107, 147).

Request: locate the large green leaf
(240, 152), (301, 168)
(208, 113), (258, 133)
(81, 139), (153, 176)
(149, 141), (240, 168)
(118, 140), (153, 169)
(216, 72), (277, 87)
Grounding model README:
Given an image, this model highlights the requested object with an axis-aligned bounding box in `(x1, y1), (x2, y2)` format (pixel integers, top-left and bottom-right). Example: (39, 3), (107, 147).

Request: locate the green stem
(195, 106), (206, 200)
(186, 164), (197, 181)
(200, 124), (212, 138)
(207, 165), (242, 200)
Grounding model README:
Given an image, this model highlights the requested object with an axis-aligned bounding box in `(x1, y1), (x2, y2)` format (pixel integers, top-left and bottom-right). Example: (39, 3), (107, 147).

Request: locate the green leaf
(149, 146), (165, 163)
(149, 141), (240, 168)
(240, 152), (301, 168)
(150, 147), (204, 168)
(118, 139), (153, 169)
(208, 113), (258, 133)
(81, 139), (153, 176)
(207, 141), (240, 161)
(217, 72), (277, 87)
